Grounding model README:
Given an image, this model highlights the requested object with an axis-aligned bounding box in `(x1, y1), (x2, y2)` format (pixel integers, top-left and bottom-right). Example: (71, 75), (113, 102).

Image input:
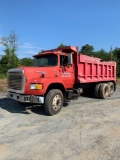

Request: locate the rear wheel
(107, 82), (114, 96)
(44, 89), (63, 116)
(99, 83), (110, 99)
(94, 83), (102, 98)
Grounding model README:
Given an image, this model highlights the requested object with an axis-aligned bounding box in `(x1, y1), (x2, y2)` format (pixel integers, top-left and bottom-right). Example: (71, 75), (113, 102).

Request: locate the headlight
(30, 84), (43, 90)
(30, 84), (36, 89)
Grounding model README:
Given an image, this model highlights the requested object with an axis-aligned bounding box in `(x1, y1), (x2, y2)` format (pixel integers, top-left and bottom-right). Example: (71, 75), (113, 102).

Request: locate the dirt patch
(0, 79), (7, 91)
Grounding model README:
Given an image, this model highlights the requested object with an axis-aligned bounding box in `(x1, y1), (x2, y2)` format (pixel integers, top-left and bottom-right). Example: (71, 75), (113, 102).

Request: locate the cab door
(60, 54), (75, 88)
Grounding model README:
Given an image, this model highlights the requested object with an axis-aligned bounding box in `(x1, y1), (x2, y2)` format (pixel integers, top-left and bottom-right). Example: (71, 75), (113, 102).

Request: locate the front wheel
(44, 89), (63, 116)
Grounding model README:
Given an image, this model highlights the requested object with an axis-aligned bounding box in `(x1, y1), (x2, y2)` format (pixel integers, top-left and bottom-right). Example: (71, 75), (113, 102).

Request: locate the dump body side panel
(78, 54), (116, 83)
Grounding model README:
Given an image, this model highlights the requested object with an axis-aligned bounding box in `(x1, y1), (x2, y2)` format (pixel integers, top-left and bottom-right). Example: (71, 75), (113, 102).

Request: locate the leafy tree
(94, 49), (110, 61)
(0, 32), (19, 74)
(112, 48), (120, 77)
(57, 43), (67, 48)
(113, 48), (120, 59)
(80, 44), (94, 55)
(0, 49), (19, 74)
(20, 58), (34, 66)
(0, 31), (17, 51)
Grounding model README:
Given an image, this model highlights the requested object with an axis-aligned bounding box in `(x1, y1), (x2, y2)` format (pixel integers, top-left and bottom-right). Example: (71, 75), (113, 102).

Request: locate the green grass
(0, 74), (7, 79)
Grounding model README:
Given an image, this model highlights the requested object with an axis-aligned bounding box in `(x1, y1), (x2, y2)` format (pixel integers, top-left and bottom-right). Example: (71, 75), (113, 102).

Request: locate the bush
(0, 74), (7, 79)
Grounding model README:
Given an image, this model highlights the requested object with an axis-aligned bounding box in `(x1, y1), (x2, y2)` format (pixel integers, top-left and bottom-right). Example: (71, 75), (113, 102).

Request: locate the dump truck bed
(78, 54), (116, 83)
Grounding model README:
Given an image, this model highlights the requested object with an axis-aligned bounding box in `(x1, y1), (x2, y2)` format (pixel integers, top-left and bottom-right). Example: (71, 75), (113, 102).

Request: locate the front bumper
(7, 92), (44, 104)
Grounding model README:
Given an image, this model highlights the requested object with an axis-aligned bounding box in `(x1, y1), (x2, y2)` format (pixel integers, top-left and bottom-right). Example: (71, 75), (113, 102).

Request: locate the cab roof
(33, 46), (78, 58)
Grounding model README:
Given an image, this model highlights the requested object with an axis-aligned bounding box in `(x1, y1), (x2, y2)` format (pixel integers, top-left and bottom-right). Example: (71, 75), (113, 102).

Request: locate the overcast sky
(0, 0), (120, 59)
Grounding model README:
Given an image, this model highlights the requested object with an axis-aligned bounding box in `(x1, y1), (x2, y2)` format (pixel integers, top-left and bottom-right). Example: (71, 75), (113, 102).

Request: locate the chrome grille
(8, 70), (23, 90)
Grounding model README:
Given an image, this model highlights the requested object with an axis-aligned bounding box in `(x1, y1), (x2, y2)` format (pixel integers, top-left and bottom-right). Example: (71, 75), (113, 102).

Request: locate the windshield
(34, 54), (58, 67)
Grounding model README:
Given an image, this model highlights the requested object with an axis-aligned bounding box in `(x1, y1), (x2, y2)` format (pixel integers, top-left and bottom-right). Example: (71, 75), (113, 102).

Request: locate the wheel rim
(52, 95), (62, 111)
(105, 86), (109, 96)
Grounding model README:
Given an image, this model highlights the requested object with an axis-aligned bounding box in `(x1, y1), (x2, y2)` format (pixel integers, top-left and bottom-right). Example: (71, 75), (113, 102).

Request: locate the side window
(60, 55), (68, 66)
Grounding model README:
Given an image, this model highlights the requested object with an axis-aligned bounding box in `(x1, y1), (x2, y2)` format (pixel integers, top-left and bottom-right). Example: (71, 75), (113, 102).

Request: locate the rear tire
(44, 89), (63, 116)
(99, 83), (110, 99)
(107, 82), (114, 96)
(95, 83), (102, 98)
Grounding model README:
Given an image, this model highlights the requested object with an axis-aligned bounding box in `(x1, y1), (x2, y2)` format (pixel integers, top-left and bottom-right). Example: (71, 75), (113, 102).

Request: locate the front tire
(44, 89), (63, 116)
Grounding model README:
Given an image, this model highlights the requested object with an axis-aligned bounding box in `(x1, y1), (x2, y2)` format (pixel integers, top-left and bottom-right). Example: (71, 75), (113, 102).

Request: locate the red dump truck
(7, 46), (116, 115)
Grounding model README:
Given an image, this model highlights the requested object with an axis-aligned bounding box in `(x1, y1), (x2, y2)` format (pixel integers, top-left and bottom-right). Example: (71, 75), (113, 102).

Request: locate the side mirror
(68, 53), (72, 65)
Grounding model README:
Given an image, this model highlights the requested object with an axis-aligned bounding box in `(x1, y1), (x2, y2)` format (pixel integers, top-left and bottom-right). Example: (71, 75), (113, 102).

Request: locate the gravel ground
(0, 86), (120, 160)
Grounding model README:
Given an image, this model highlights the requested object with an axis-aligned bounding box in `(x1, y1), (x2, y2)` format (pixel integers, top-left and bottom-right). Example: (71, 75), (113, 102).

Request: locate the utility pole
(110, 46), (112, 60)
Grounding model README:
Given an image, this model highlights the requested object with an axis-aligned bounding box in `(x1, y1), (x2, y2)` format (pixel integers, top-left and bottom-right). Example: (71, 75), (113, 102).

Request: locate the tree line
(0, 33), (120, 78)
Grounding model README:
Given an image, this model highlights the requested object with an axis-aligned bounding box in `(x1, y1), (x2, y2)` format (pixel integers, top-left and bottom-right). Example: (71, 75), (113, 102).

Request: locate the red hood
(19, 66), (58, 79)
